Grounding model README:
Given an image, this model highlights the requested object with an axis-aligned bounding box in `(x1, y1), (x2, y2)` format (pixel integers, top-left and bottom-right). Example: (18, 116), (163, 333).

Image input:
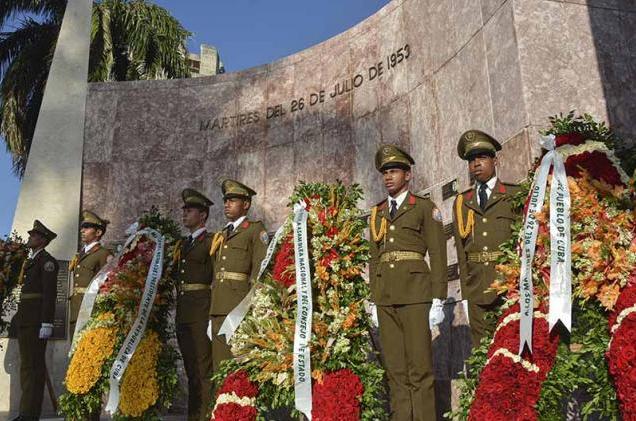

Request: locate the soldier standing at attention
(369, 145), (448, 421)
(453, 130), (521, 348)
(12, 220), (59, 421)
(175, 188), (214, 421)
(68, 210), (112, 340)
(208, 179), (268, 372)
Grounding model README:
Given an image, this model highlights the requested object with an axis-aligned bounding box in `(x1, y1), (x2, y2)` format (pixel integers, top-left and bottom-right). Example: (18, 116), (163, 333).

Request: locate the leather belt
(178, 283), (210, 292)
(216, 271), (249, 282)
(380, 251), (425, 263)
(467, 251), (503, 263)
(20, 293), (43, 300)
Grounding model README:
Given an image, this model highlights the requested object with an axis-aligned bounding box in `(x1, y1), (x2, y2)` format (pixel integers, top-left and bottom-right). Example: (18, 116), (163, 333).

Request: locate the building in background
(188, 44), (225, 76)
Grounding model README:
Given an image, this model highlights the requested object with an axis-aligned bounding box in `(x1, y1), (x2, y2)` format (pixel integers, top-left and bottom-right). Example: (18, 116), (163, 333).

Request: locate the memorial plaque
(447, 263), (459, 282)
(442, 179), (458, 201)
(52, 261), (70, 340)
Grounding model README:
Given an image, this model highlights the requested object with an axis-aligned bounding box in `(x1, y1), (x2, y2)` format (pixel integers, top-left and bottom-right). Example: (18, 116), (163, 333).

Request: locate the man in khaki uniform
(369, 145), (448, 421)
(68, 210), (112, 340)
(453, 130), (521, 348)
(12, 220), (59, 421)
(209, 179), (268, 372)
(175, 188), (214, 421)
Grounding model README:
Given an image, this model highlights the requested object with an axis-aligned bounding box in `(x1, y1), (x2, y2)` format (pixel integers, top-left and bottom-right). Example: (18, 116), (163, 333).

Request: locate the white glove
(206, 320), (213, 340)
(39, 323), (53, 339)
(428, 299), (445, 330)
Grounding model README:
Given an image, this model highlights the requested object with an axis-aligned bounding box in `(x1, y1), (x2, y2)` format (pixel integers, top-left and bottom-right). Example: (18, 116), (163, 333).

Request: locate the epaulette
(374, 199), (387, 210)
(460, 188), (474, 201)
(409, 192), (429, 202)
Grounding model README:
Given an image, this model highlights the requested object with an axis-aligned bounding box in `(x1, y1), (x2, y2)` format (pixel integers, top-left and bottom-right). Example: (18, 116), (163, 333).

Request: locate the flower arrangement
(0, 233), (28, 334)
(60, 208), (181, 420)
(211, 182), (385, 420)
(451, 113), (636, 421)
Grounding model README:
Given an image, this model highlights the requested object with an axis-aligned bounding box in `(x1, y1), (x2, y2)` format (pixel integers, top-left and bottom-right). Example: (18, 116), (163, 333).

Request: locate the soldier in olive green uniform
(453, 130), (521, 348)
(175, 189), (214, 421)
(209, 179), (268, 372)
(68, 210), (112, 340)
(12, 220), (59, 421)
(369, 146), (448, 421)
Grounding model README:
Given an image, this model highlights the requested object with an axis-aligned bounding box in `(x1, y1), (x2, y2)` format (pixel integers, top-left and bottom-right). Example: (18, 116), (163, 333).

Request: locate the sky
(0, 0), (389, 237)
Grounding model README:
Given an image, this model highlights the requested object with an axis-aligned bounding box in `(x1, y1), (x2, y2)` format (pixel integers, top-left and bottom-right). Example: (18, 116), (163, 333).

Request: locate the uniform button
(389, 225), (395, 231)
(483, 246), (489, 251)
(222, 256), (227, 260)
(180, 281), (184, 284)
(221, 267), (225, 271)
(181, 259), (185, 263)
(180, 292), (184, 296)
(389, 263), (395, 269)
(482, 232), (488, 237)
(389, 238), (395, 243)
(220, 279), (224, 283)
(180, 269), (185, 273)
(484, 261), (490, 266)
(224, 245), (228, 249)
(75, 274), (79, 278)
(482, 218), (487, 223)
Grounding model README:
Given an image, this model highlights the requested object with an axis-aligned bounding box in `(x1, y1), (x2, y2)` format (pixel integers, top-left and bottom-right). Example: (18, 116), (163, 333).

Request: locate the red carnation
(312, 369), (364, 421)
(212, 403), (257, 421)
(564, 151), (624, 186)
(217, 371), (258, 398)
(272, 239), (295, 288)
(555, 132), (585, 147)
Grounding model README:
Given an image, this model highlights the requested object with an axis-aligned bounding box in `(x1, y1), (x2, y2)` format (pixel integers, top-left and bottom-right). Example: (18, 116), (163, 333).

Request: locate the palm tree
(0, 0), (191, 177)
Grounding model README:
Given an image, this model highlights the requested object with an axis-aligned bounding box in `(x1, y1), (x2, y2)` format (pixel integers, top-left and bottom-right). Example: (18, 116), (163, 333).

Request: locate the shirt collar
(387, 190), (409, 210)
(83, 241), (100, 254)
(189, 227), (207, 240)
(226, 215), (247, 231)
(477, 176), (498, 192)
(29, 248), (44, 259)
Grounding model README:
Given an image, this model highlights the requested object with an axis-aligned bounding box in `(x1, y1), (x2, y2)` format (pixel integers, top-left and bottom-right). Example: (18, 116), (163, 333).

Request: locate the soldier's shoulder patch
(374, 199), (387, 209)
(432, 207), (443, 222)
(259, 230), (270, 245)
(44, 260), (56, 272)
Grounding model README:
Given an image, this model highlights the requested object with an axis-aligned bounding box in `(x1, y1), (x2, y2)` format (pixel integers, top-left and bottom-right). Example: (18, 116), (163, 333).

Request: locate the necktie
(225, 224), (234, 236)
(479, 183), (488, 210)
(390, 200), (398, 219)
(186, 235), (194, 245)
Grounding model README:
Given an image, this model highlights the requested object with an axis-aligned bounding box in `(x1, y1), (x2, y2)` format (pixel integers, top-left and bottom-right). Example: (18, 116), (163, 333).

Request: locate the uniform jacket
(210, 220), (268, 315)
(453, 180), (521, 305)
(15, 250), (59, 326)
(369, 192), (448, 305)
(174, 232), (214, 324)
(69, 244), (112, 323)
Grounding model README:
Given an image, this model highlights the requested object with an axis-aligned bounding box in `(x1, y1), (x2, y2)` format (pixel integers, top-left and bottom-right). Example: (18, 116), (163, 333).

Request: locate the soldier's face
(26, 232), (46, 250)
(224, 198), (250, 221)
(468, 154), (497, 183)
(382, 168), (411, 196)
(182, 207), (207, 230)
(80, 226), (101, 244)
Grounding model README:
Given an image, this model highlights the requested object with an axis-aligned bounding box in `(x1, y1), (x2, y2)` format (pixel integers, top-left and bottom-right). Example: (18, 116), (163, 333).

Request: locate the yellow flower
(65, 327), (117, 394)
(118, 330), (162, 417)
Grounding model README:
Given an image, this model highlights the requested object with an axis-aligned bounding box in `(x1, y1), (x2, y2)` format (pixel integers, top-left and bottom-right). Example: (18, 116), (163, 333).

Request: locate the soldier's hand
(39, 323), (54, 339)
(428, 299), (445, 330)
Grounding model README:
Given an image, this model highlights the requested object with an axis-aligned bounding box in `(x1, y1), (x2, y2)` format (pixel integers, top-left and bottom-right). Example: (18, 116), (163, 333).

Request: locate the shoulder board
(460, 188), (474, 200)
(374, 199), (387, 209)
(409, 192), (429, 203)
